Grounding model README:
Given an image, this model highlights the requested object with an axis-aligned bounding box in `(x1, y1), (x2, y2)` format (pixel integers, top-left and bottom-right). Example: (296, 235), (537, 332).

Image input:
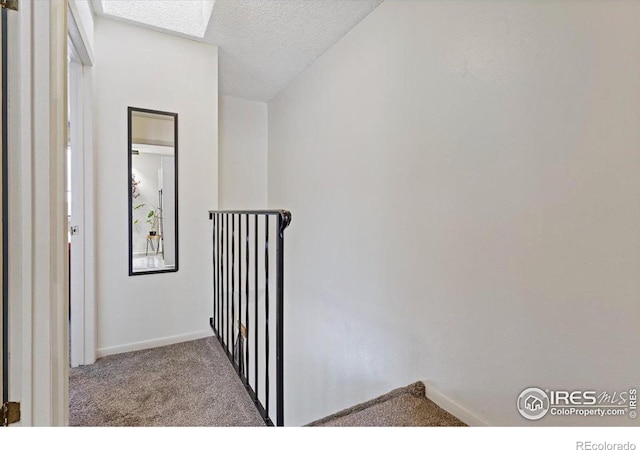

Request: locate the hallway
(69, 338), (264, 426)
(2, 0), (638, 435)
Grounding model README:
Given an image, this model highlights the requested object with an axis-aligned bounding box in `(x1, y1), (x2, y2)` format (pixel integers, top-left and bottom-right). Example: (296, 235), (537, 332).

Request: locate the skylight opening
(100, 0), (215, 38)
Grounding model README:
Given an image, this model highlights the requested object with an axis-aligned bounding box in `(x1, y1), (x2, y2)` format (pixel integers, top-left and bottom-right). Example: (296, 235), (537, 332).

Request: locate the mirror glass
(128, 107), (178, 275)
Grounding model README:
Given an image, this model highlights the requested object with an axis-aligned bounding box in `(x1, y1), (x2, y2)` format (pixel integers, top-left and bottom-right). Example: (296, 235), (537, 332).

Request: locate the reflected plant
(133, 204), (161, 233)
(131, 173), (141, 200)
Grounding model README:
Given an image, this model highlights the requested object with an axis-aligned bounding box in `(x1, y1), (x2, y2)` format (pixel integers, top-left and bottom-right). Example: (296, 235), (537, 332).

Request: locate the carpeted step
(306, 381), (466, 427)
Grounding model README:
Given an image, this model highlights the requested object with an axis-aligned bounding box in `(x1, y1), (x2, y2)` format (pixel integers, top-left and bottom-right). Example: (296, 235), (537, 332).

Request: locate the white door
(68, 41), (85, 367)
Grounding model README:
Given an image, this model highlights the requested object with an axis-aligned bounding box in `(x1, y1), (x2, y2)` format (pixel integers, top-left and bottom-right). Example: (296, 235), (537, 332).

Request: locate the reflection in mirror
(128, 108), (178, 275)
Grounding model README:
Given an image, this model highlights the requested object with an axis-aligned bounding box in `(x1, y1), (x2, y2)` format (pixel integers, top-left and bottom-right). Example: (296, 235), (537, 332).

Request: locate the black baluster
(254, 214), (259, 400)
(218, 213), (222, 340)
(265, 215), (270, 416)
(213, 214), (217, 335)
(238, 214), (243, 374)
(226, 213), (230, 352)
(245, 214), (250, 382)
(232, 214), (236, 359)
(276, 213), (285, 427)
(218, 214), (221, 336)
(221, 213), (225, 346)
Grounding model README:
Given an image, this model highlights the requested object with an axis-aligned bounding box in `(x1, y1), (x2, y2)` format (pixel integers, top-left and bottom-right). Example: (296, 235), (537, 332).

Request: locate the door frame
(1, 5), (7, 409)
(67, 1), (95, 367)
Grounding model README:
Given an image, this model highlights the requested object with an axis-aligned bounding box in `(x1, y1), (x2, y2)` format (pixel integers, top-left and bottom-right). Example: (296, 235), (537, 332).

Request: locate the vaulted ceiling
(93, 0), (384, 102)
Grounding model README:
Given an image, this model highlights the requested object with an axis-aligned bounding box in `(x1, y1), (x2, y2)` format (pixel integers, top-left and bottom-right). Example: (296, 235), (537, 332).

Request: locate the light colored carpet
(307, 382), (466, 427)
(69, 337), (265, 427)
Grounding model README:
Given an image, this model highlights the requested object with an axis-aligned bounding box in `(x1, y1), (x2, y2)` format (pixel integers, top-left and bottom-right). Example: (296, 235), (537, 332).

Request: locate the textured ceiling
(100, 1), (215, 38)
(93, 0), (383, 102)
(205, 0), (383, 102)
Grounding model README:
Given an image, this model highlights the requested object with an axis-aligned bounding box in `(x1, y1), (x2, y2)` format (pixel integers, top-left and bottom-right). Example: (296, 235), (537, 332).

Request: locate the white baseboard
(423, 381), (490, 426)
(96, 329), (214, 358)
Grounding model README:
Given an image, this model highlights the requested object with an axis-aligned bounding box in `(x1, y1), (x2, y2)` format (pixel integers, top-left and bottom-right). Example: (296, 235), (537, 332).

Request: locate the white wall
(268, 0), (640, 426)
(219, 95), (268, 209)
(94, 18), (218, 355)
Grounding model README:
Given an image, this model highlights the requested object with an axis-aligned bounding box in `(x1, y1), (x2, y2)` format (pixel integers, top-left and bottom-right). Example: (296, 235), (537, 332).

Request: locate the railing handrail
(208, 209), (291, 427)
(208, 209), (291, 218)
(208, 210), (292, 232)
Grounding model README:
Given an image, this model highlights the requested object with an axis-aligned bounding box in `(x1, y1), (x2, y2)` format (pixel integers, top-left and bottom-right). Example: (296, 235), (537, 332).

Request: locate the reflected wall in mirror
(128, 107), (178, 275)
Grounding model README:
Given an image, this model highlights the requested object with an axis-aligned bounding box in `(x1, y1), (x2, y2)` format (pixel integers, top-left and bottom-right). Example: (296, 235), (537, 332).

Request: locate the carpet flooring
(307, 382), (466, 427)
(69, 337), (265, 427)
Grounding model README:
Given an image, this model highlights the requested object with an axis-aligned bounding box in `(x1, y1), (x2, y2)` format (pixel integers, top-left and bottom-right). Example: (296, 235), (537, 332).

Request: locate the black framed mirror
(128, 107), (178, 275)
